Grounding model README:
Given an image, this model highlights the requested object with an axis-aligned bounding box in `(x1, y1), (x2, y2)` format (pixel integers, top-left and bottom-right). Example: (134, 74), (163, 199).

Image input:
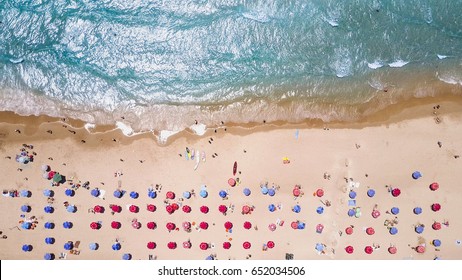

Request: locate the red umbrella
(183, 241), (191, 249)
(243, 241), (251, 249)
(345, 246), (354, 254)
(432, 222), (441, 230)
(147, 242), (156, 249)
(166, 191), (175, 199)
(388, 246), (397, 254)
(242, 205), (251, 214)
(200, 242), (209, 250)
(111, 221), (121, 229)
(167, 242), (177, 249)
(218, 205), (228, 214)
(364, 246), (373, 254)
(224, 221), (233, 230)
(291, 221), (298, 229)
(243, 221), (252, 229)
(267, 241), (275, 249)
(372, 210), (380, 218)
(293, 187), (301, 197)
(416, 245), (425, 253)
(129, 205), (139, 213)
(391, 188), (401, 197)
(111, 205), (121, 213)
(228, 178), (236, 187)
(345, 227), (353, 235)
(200, 206), (209, 214)
(223, 242), (231, 249)
(171, 203), (179, 210)
(166, 222), (176, 231)
(431, 203), (441, 212)
(316, 189), (324, 197)
(430, 182), (439, 191)
(147, 204), (156, 212)
(268, 223), (276, 231)
(366, 227), (375, 235)
(182, 205), (191, 213)
(94, 205), (103, 213)
(90, 222), (99, 230)
(147, 222), (156, 230)
(166, 205), (174, 214)
(199, 222), (209, 230)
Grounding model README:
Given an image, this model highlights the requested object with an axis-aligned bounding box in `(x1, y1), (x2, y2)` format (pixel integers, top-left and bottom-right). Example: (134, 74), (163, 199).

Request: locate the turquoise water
(1, 0), (462, 132)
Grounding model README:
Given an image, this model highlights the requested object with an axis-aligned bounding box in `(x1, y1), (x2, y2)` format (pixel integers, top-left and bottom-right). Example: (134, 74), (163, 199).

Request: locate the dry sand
(1, 96), (462, 260)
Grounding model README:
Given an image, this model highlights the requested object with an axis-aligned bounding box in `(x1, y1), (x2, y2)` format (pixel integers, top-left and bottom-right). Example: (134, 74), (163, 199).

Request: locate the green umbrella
(53, 173), (62, 183)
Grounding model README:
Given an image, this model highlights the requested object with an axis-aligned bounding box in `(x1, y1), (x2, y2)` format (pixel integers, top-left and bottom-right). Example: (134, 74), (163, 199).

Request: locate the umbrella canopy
(366, 227), (375, 235)
(89, 243), (99, 250)
(129, 205), (139, 213)
(316, 224), (324, 233)
(224, 221), (233, 230)
(432, 222), (442, 230)
(111, 205), (122, 213)
(123, 253), (132, 260)
(429, 182), (439, 191)
(268, 188), (276, 196)
(130, 191), (139, 199)
(391, 188), (401, 197)
(63, 221), (72, 229)
(167, 242), (177, 249)
(414, 207), (422, 215)
(166, 191), (175, 199)
(348, 209), (355, 217)
(261, 186), (268, 195)
(147, 204), (156, 212)
(345, 227), (353, 235)
(364, 246), (373, 254)
(293, 186), (301, 197)
(432, 239), (441, 247)
(298, 222), (306, 230)
(412, 171), (422, 179)
(388, 246), (397, 254)
(223, 242), (231, 249)
(316, 206), (324, 214)
(349, 190), (357, 199)
(41, 164), (50, 172)
(171, 203), (179, 210)
(147, 222), (157, 230)
(345, 246), (354, 254)
(166, 205), (174, 214)
(132, 220), (141, 229)
(45, 237), (55, 244)
(64, 242), (73, 250)
(183, 191), (191, 199)
(166, 222), (176, 231)
(44, 253), (53, 260)
(243, 188), (251, 196)
(219, 190), (227, 198)
(200, 189), (208, 198)
(200, 242), (209, 250)
(391, 207), (400, 215)
(43, 189), (53, 197)
(44, 205), (54, 213)
(90, 222), (100, 230)
(389, 227), (398, 235)
(267, 241), (275, 249)
(182, 221), (191, 230)
(183, 241), (192, 249)
(228, 178), (236, 187)
(200, 206), (209, 214)
(199, 222), (209, 230)
(268, 204), (276, 212)
(182, 205), (191, 213)
(218, 205), (228, 214)
(44, 222), (54, 229)
(66, 205), (76, 213)
(416, 245), (425, 253)
(113, 190), (123, 198)
(242, 205), (251, 214)
(47, 171), (56, 179)
(431, 203), (441, 212)
(94, 205), (104, 213)
(20, 190), (30, 197)
(52, 173), (62, 183)
(243, 241), (251, 249)
(21, 205), (30, 212)
(315, 243), (325, 252)
(415, 225), (424, 234)
(112, 243), (121, 251)
(268, 223), (277, 231)
(147, 242), (156, 249)
(316, 189), (324, 197)
(372, 210), (380, 218)
(367, 189), (375, 197)
(22, 244), (32, 252)
(243, 221), (252, 229)
(111, 221), (121, 229)
(22, 222), (32, 230)
(91, 189), (100, 197)
(291, 222), (298, 229)
(148, 190), (157, 198)
(293, 205), (301, 213)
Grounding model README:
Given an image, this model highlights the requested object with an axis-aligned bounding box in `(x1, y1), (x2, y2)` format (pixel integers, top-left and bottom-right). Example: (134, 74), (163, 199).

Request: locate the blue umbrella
(412, 171), (422, 179)
(293, 205), (301, 213)
(219, 190), (227, 198)
(63, 221), (73, 229)
(21, 222), (32, 230)
(89, 243), (99, 250)
(114, 190), (123, 198)
(22, 244), (32, 252)
(20, 190), (30, 197)
(112, 243), (121, 251)
(21, 205), (30, 212)
(347, 209), (355, 217)
(367, 189), (375, 197)
(65, 189), (74, 197)
(91, 189), (100, 197)
(122, 253), (132, 260)
(433, 239), (441, 247)
(183, 191), (191, 199)
(268, 204), (276, 212)
(44, 253), (54, 260)
(389, 227), (398, 235)
(297, 222), (305, 230)
(200, 189), (208, 198)
(43, 189), (53, 197)
(415, 225), (424, 234)
(349, 191), (357, 199)
(64, 242), (73, 250)
(45, 237), (55, 244)
(44, 206), (54, 213)
(413, 207), (422, 215)
(148, 190), (157, 198)
(268, 188), (276, 197)
(67, 205), (76, 213)
(243, 188), (251, 196)
(391, 207), (400, 215)
(130, 191), (138, 199)
(316, 206), (324, 214)
(205, 255), (214, 260)
(315, 243), (325, 252)
(261, 186), (268, 195)
(44, 222), (54, 229)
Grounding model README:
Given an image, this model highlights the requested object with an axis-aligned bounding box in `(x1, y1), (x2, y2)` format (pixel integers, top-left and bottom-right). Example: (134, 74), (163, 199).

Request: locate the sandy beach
(1, 96), (462, 260)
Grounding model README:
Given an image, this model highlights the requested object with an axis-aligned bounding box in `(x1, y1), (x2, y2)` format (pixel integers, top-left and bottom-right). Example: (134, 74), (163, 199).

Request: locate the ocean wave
(437, 73), (462, 86)
(367, 61), (384, 69)
(388, 60), (409, 68)
(437, 54), (448, 60)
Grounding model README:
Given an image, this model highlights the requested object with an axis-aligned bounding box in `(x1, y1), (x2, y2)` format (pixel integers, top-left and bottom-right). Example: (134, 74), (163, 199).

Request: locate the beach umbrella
(132, 220), (141, 229)
(129, 205), (139, 213)
(63, 221), (72, 229)
(91, 189), (100, 197)
(243, 188), (251, 196)
(147, 204), (156, 212)
(44, 222), (54, 229)
(130, 191), (139, 199)
(44, 205), (54, 213)
(148, 190), (157, 199)
(182, 221), (191, 231)
(21, 222), (32, 230)
(267, 241), (275, 249)
(388, 246), (397, 254)
(293, 186), (301, 197)
(413, 207), (422, 215)
(90, 222), (100, 230)
(372, 210), (380, 218)
(183, 191), (191, 199)
(415, 225), (424, 234)
(432, 222), (441, 230)
(112, 243), (121, 251)
(52, 173), (62, 183)
(429, 182), (439, 191)
(293, 205), (301, 213)
(166, 191), (175, 199)
(110, 205), (121, 213)
(20, 190), (30, 197)
(147, 222), (156, 230)
(167, 242), (177, 249)
(41, 164), (50, 172)
(122, 253), (132, 260)
(183, 241), (191, 249)
(200, 242), (209, 250)
(182, 205), (191, 213)
(389, 227), (398, 235)
(391, 207), (400, 215)
(298, 222), (306, 230)
(47, 171), (56, 180)
(345, 246), (354, 254)
(219, 190), (227, 198)
(367, 189), (375, 197)
(147, 242), (156, 249)
(412, 171), (422, 179)
(268, 204), (276, 212)
(345, 227), (353, 235)
(199, 189), (208, 198)
(113, 190), (123, 198)
(42, 173), (50, 179)
(364, 246), (373, 254)
(228, 178), (236, 187)
(391, 188), (401, 197)
(366, 227), (375, 235)
(166, 205), (174, 214)
(316, 206), (324, 214)
(89, 243), (98, 250)
(94, 205), (104, 213)
(44, 253), (53, 260)
(268, 223), (277, 231)
(261, 185), (268, 195)
(268, 188), (276, 197)
(416, 245), (425, 253)
(432, 239), (441, 247)
(200, 206), (209, 214)
(67, 205), (76, 213)
(223, 242), (231, 249)
(315, 223), (324, 234)
(45, 237), (55, 244)
(166, 222), (176, 231)
(22, 244), (32, 252)
(243, 221), (252, 229)
(316, 189), (324, 197)
(64, 242), (73, 250)
(315, 243), (325, 253)
(431, 203), (441, 212)
(291, 222), (298, 229)
(224, 221), (233, 230)
(21, 205), (31, 213)
(111, 221), (121, 229)
(199, 222), (209, 230)
(43, 189), (53, 197)
(348, 209), (355, 217)
(349, 190), (357, 199)
(171, 203), (179, 210)
(243, 241), (251, 249)
(218, 205), (228, 214)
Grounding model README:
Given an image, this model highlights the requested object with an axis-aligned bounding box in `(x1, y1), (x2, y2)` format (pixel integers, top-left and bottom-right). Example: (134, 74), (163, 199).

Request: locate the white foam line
(84, 123), (96, 133)
(189, 123), (207, 136)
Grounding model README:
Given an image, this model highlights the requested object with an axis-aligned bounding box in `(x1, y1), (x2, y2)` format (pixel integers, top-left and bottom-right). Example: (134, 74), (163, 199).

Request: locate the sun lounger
(59, 252), (67, 259)
(74, 241), (80, 249)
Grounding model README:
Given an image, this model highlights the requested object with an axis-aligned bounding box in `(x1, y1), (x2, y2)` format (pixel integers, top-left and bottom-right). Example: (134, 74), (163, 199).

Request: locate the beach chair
(74, 241), (80, 249)
(98, 189), (106, 199)
(59, 252), (67, 259)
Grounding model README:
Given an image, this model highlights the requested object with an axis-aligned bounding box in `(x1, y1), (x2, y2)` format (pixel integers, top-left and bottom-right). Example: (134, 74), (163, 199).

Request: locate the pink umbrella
(267, 241), (275, 249)
(316, 189), (324, 197)
(132, 219), (141, 229)
(291, 221), (298, 229)
(364, 246), (373, 254)
(242, 205), (251, 214)
(200, 206), (209, 214)
(111, 205), (121, 213)
(431, 203), (441, 212)
(147, 242), (156, 249)
(345, 246), (354, 254)
(166, 222), (176, 231)
(316, 224), (324, 234)
(429, 182), (439, 191)
(416, 245), (425, 253)
(224, 221), (233, 230)
(293, 186), (301, 197)
(111, 221), (121, 229)
(147, 204), (156, 212)
(147, 222), (156, 230)
(171, 203), (179, 211)
(218, 205), (228, 214)
(90, 222), (99, 230)
(166, 191), (175, 199)
(94, 205), (103, 213)
(366, 227), (375, 235)
(183, 241), (191, 249)
(166, 205), (174, 214)
(223, 242), (231, 249)
(345, 227), (353, 235)
(182, 205), (191, 213)
(200, 242), (209, 250)
(243, 221), (252, 229)
(388, 246), (397, 254)
(432, 222), (441, 230)
(243, 241), (251, 249)
(129, 205), (139, 213)
(391, 188), (401, 197)
(371, 210), (380, 218)
(228, 178), (236, 187)
(199, 222), (209, 230)
(268, 223), (276, 231)
(182, 221), (191, 231)
(167, 242), (177, 249)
